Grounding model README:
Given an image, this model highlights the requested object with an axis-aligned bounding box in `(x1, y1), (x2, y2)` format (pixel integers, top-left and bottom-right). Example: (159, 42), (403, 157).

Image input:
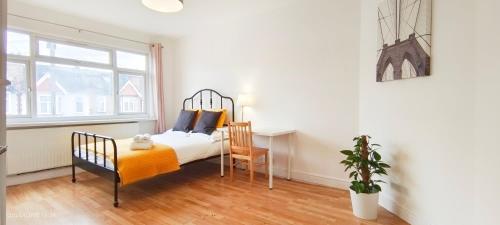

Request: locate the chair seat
(251, 147), (268, 158)
(231, 147), (268, 159)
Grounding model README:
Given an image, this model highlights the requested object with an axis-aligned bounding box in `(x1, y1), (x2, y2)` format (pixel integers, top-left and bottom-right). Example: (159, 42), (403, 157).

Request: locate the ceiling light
(142, 0), (184, 13)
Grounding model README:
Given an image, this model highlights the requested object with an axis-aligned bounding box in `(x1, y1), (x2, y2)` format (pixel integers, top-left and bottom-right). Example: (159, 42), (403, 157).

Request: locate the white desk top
(217, 127), (295, 137)
(252, 128), (296, 137)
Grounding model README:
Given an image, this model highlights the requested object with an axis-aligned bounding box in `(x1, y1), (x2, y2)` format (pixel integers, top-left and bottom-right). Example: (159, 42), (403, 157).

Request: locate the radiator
(6, 122), (140, 175)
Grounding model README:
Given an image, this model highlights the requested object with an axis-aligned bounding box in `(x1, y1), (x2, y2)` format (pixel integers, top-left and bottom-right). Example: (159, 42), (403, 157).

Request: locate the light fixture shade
(237, 94), (254, 107)
(142, 0), (184, 13)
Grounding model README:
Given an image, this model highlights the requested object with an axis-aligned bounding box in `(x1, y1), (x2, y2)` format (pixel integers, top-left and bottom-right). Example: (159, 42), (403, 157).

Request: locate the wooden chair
(228, 121), (269, 183)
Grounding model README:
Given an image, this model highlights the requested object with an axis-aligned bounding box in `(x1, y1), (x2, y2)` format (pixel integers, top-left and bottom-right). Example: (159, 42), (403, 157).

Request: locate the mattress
(73, 130), (229, 170)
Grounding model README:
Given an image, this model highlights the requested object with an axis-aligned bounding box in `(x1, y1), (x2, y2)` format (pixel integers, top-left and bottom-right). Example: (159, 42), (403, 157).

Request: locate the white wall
(359, 0), (486, 225)
(474, 0), (500, 224)
(173, 0), (361, 185)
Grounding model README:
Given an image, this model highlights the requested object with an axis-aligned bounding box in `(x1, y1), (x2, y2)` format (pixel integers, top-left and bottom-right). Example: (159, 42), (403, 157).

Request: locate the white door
(0, 0), (7, 224)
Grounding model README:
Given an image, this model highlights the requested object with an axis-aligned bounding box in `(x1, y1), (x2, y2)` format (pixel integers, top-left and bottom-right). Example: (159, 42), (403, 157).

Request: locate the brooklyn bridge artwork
(377, 0), (432, 82)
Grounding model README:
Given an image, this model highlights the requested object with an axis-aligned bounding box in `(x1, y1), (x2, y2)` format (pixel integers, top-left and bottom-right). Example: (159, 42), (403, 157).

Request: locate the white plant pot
(349, 190), (379, 220)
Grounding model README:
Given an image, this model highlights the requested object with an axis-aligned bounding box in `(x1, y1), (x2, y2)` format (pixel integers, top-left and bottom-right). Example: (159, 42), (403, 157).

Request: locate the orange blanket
(85, 138), (180, 186)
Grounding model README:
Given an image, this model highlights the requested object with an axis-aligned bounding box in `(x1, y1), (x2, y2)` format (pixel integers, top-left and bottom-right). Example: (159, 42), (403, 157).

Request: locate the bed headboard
(182, 89), (235, 123)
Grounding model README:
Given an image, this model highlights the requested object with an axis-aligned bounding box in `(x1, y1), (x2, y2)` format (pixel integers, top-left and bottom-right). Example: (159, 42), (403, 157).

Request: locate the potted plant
(340, 135), (390, 220)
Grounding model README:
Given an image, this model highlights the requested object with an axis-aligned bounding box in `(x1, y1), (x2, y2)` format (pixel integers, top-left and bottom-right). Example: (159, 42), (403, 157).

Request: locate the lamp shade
(237, 94), (254, 107)
(142, 0), (184, 13)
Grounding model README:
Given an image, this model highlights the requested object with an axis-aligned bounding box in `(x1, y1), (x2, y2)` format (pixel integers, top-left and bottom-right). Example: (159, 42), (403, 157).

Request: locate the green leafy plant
(340, 135), (390, 194)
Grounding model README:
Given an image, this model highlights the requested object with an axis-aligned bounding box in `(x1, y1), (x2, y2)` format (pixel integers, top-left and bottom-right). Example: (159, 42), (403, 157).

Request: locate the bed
(71, 89), (234, 207)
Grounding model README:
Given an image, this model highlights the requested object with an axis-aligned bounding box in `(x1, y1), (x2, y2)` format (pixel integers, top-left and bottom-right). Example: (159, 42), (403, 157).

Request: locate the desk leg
(287, 133), (294, 180)
(268, 136), (273, 190)
(220, 131), (224, 177)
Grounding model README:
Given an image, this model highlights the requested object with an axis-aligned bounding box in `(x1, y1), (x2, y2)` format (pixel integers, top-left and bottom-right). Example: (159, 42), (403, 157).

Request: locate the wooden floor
(7, 162), (409, 225)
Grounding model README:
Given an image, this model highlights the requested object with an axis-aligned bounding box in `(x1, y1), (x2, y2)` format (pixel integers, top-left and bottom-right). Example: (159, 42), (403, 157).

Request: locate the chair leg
(249, 159), (254, 184)
(229, 156), (234, 181)
(265, 153), (269, 178)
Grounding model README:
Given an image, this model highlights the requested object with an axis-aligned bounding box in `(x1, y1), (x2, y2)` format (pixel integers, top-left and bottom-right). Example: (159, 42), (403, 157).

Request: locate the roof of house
(119, 80), (143, 97)
(36, 73), (68, 94)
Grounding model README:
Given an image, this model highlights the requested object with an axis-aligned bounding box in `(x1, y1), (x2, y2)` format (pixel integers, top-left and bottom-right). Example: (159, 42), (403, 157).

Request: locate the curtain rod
(8, 13), (152, 46)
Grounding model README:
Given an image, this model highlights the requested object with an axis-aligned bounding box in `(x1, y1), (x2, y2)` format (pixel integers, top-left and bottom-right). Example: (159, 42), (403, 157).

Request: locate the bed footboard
(71, 131), (120, 207)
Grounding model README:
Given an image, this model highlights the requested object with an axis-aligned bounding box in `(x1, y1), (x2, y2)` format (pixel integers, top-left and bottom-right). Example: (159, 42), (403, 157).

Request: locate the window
(117, 51), (146, 71)
(117, 50), (147, 114)
(7, 31), (30, 56)
(5, 30), (150, 123)
(6, 61), (29, 116)
(35, 62), (114, 117)
(38, 40), (111, 64)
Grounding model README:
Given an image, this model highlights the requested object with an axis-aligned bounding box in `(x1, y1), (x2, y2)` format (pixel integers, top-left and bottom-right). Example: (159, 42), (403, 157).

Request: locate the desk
(219, 128), (296, 189)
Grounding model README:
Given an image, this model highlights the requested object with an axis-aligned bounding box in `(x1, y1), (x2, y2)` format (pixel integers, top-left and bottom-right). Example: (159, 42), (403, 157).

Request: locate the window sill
(7, 118), (156, 130)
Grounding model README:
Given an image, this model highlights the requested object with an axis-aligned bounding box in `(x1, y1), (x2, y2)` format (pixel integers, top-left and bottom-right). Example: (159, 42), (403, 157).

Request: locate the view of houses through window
(5, 30), (149, 122)
(119, 74), (145, 113)
(35, 62), (114, 117)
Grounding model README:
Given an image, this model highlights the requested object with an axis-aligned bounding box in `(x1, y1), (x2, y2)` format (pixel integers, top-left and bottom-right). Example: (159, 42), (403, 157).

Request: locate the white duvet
(74, 130), (228, 169)
(151, 130), (228, 165)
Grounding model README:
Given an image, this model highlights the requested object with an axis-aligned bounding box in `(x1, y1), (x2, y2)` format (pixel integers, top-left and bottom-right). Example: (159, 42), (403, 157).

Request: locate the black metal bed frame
(183, 88), (235, 122)
(71, 89), (234, 207)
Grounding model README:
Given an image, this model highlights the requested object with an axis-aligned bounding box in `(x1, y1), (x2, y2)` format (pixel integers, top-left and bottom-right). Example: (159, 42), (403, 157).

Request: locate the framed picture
(376, 0), (432, 82)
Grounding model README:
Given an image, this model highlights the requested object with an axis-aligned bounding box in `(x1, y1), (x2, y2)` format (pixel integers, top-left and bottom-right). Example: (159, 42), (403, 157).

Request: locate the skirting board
(6, 166), (82, 187)
(379, 194), (428, 225)
(208, 156), (351, 189)
(288, 169), (350, 190)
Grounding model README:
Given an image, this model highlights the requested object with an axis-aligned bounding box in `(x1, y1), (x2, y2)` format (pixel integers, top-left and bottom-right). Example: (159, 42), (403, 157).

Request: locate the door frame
(0, 0), (8, 224)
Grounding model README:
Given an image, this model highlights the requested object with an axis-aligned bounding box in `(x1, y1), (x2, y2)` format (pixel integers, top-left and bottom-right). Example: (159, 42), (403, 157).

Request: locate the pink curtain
(151, 43), (167, 134)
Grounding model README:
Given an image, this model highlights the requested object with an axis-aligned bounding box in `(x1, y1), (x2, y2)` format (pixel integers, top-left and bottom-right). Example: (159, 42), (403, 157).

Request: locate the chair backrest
(228, 121), (253, 157)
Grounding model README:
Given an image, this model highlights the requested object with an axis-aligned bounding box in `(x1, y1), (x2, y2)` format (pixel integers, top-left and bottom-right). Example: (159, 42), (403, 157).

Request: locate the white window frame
(6, 30), (31, 57)
(36, 37), (113, 68)
(6, 28), (151, 125)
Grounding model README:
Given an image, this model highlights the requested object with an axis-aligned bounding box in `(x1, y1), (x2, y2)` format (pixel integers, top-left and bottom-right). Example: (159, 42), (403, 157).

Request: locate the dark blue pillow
(193, 110), (222, 135)
(173, 110), (198, 132)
